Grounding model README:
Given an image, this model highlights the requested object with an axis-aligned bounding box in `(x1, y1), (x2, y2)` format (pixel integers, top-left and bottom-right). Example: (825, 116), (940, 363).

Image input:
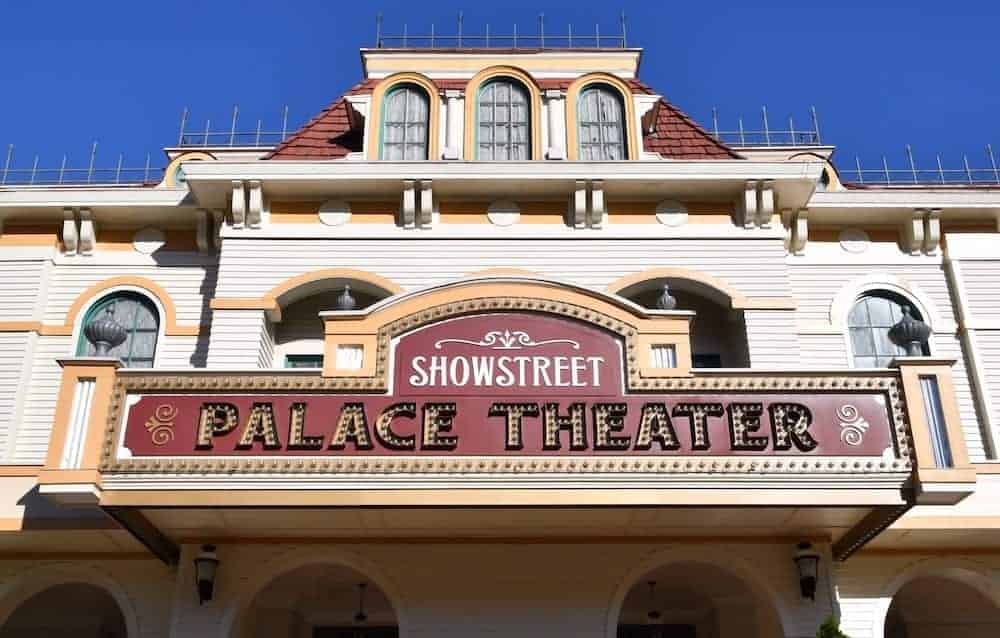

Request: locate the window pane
(382, 86), (428, 160)
(867, 297), (896, 327)
(849, 327), (875, 356)
(478, 80), (531, 160)
(80, 293), (160, 368)
(578, 86), (626, 161)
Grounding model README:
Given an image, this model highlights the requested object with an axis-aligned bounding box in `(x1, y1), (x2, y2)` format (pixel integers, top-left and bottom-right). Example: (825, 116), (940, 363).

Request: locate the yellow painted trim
(41, 361), (119, 476)
(211, 269), (404, 318)
(163, 151), (215, 187)
(463, 66), (543, 160)
(605, 267), (797, 310)
(0, 466), (41, 477)
(564, 73), (639, 161)
(363, 53), (641, 76)
(366, 72), (442, 161)
(0, 322), (43, 333)
(62, 276), (201, 337)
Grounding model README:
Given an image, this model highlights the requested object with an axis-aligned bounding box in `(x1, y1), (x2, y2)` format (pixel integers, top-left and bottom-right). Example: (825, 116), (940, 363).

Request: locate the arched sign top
(392, 312), (624, 397)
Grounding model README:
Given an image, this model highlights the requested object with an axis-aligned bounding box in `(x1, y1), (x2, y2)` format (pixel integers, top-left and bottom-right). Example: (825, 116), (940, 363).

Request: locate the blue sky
(1, 0), (997, 177)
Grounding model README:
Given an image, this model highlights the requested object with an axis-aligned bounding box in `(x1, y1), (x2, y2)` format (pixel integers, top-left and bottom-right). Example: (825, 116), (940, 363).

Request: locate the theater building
(1, 38), (1000, 638)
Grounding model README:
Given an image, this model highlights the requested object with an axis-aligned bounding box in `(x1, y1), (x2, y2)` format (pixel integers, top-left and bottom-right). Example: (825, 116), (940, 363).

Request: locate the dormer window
(381, 84), (430, 160)
(578, 85), (627, 160)
(477, 79), (531, 160)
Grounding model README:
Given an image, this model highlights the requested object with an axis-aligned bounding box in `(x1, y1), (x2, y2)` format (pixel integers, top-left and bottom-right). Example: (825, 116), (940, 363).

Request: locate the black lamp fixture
(354, 582), (368, 623)
(194, 544), (220, 605)
(793, 542), (821, 601)
(646, 580), (661, 622)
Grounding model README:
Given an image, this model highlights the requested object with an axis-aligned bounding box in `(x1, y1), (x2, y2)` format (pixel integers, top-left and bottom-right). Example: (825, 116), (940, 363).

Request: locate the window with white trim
(76, 292), (159, 368)
(578, 85), (627, 160)
(381, 85), (429, 160)
(848, 292), (928, 368)
(477, 79), (530, 160)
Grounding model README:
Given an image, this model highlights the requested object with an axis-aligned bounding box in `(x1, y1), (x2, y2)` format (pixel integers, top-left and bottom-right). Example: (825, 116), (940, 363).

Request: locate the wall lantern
(194, 544), (220, 605)
(793, 542), (821, 601)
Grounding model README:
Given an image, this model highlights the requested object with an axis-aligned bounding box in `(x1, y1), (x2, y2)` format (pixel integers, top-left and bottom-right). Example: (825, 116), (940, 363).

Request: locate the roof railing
(374, 12), (629, 49)
(176, 105), (291, 148)
(710, 106), (823, 147)
(838, 145), (1000, 186)
(1, 143), (164, 187)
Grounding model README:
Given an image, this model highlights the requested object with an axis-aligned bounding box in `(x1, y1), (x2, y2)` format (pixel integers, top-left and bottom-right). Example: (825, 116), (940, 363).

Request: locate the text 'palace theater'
(1, 27), (1000, 638)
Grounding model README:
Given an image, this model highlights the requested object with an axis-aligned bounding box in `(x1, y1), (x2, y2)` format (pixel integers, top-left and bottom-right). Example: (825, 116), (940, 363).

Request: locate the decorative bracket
(246, 180), (263, 228)
(78, 208), (96, 256)
(231, 180), (246, 228)
(589, 180), (606, 229)
(755, 180), (775, 227)
(399, 180), (416, 229)
(418, 179), (434, 228)
(571, 180), (587, 229)
(788, 208), (809, 255)
(902, 208), (940, 255)
(61, 208), (79, 256)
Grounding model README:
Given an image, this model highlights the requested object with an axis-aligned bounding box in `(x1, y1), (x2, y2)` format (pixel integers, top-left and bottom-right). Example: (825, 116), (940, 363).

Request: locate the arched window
(77, 291), (159, 368)
(578, 85), (627, 160)
(477, 79), (530, 160)
(848, 291), (927, 368)
(381, 84), (429, 160)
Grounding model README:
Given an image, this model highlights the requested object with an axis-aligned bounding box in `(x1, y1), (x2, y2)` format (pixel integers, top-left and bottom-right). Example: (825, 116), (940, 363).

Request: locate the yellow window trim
(463, 66), (543, 160)
(367, 72), (442, 161)
(565, 73), (639, 161)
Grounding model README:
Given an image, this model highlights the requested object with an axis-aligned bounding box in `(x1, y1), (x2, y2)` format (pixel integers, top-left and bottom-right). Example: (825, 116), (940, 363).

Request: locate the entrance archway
(233, 563), (399, 638)
(0, 582), (128, 637)
(885, 574), (1000, 638)
(616, 561), (783, 638)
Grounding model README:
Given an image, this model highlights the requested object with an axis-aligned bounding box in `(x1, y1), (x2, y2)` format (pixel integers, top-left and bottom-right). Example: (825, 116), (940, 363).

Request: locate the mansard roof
(266, 77), (739, 160)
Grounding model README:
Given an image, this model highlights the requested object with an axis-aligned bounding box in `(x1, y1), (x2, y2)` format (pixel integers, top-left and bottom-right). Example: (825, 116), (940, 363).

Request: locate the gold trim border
(100, 298), (913, 475)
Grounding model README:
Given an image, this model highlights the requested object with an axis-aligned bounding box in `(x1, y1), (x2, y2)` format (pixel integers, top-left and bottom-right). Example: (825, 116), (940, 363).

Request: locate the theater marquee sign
(104, 309), (911, 475)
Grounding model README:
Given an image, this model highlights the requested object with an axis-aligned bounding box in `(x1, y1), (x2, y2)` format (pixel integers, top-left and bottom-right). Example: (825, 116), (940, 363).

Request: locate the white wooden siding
(0, 260), (46, 321)
(214, 238), (793, 298)
(797, 333), (849, 369)
(744, 310), (800, 368)
(934, 333), (988, 460)
(978, 330), (1000, 444)
(788, 261), (958, 327)
(15, 335), (71, 464)
(206, 310), (272, 368)
(42, 263), (217, 325)
(958, 260), (1000, 323)
(0, 333), (32, 461)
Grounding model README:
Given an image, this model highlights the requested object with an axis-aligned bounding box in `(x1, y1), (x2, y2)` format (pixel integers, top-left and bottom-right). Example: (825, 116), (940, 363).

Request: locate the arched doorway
(0, 582), (128, 637)
(233, 563), (399, 638)
(885, 574), (1000, 637)
(616, 562), (782, 638)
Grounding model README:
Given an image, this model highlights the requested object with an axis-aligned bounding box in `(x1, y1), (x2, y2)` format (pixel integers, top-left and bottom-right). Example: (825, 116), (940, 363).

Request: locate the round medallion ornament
(133, 227), (166, 254)
(487, 200), (520, 226)
(655, 200), (688, 226)
(319, 200), (352, 226)
(839, 228), (870, 253)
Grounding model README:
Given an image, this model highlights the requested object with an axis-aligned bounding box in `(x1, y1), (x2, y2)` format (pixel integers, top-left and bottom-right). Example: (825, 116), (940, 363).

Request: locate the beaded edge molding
(99, 297), (913, 475)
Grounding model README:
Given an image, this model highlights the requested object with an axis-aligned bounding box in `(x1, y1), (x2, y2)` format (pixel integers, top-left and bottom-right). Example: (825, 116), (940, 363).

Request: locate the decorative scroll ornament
(838, 404), (869, 446)
(145, 404), (177, 446)
(435, 329), (580, 351)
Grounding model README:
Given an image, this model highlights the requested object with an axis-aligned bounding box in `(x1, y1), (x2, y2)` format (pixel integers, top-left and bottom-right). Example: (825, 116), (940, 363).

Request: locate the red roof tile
(268, 77), (738, 160)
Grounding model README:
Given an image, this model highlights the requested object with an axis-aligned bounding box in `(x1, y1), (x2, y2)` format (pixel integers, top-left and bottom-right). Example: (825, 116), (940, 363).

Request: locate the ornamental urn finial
(654, 283), (677, 310)
(83, 304), (128, 356)
(335, 285), (357, 311)
(888, 305), (931, 356)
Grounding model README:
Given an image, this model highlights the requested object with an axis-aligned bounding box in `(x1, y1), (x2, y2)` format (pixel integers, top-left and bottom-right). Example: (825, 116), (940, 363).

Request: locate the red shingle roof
(267, 77), (738, 160)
